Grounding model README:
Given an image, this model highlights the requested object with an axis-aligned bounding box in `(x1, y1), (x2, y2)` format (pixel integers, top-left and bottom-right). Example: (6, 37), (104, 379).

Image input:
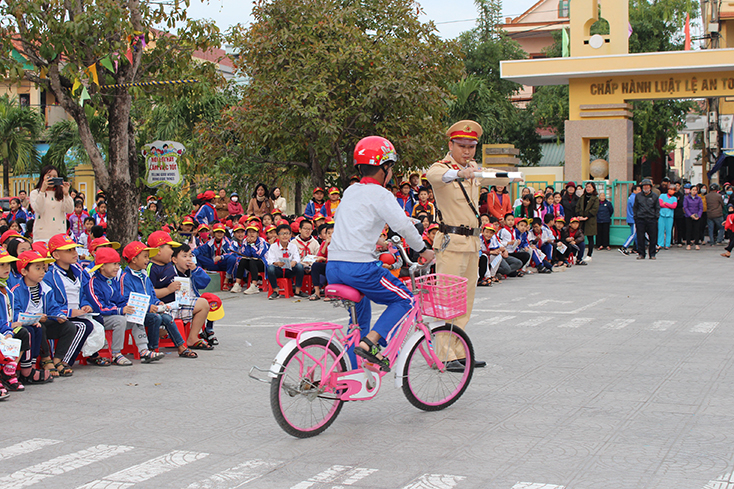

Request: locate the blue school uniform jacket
(240, 237), (269, 260)
(119, 268), (159, 305)
(10, 279), (64, 321)
(194, 203), (217, 226)
(303, 200), (325, 219)
(85, 270), (127, 316)
(43, 263), (92, 317)
(195, 237), (236, 270)
(7, 269), (22, 289)
(0, 288), (14, 336)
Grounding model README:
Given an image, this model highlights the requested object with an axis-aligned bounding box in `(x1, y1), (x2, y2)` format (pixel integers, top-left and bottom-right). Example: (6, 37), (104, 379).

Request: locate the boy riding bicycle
(327, 136), (434, 372)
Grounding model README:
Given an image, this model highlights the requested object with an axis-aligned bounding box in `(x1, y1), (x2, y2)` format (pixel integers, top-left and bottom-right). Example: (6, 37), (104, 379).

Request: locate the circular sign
(589, 34), (605, 49)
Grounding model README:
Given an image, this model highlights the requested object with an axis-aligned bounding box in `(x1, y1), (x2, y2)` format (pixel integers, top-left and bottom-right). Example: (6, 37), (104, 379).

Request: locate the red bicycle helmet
(353, 136), (398, 167)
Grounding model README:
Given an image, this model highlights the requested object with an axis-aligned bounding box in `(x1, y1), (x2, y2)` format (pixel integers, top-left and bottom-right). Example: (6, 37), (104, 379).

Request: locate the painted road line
(0, 438), (61, 461)
(401, 474), (466, 489)
(290, 465), (352, 489)
(556, 317), (593, 328)
(528, 299), (572, 307)
(475, 316), (516, 326)
(339, 467), (379, 485)
(701, 471), (734, 488)
(603, 319), (635, 330)
(186, 460), (280, 489)
(650, 320), (676, 331)
(690, 322), (719, 334)
(77, 450), (209, 488)
(512, 484), (565, 489)
(516, 317), (552, 327)
(0, 444), (133, 489)
(567, 298), (607, 314)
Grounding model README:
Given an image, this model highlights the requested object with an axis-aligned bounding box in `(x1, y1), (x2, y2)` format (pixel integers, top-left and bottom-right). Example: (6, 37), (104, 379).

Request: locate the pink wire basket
(413, 273), (468, 320)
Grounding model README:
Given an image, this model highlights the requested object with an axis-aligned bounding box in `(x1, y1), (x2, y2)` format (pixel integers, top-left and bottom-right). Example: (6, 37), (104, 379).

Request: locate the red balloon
(379, 252), (395, 265)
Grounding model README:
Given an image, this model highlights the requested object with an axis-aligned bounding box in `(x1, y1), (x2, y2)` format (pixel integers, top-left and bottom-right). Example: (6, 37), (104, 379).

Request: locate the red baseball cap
(328, 187), (340, 195)
(48, 233), (81, 254)
(313, 187), (324, 194)
(272, 208), (282, 216)
(264, 225), (276, 233)
(147, 231), (181, 248)
(90, 247), (121, 272)
(181, 216), (195, 226)
(32, 242), (49, 258)
(122, 241), (160, 262)
(201, 293), (225, 322)
(203, 190), (216, 200)
(233, 223), (247, 232)
(17, 250), (54, 270)
(89, 237), (121, 253)
(211, 223), (226, 233)
(195, 223), (209, 233)
(0, 248), (18, 264)
(0, 230), (28, 245)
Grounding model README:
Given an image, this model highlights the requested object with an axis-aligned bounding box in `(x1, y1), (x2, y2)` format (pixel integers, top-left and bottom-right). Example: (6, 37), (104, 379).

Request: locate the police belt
(438, 224), (480, 237)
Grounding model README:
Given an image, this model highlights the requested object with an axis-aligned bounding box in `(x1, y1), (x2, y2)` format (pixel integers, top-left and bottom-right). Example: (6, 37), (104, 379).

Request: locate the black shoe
(295, 291), (309, 298)
(457, 358), (486, 368)
(444, 360), (466, 372)
(269, 292), (280, 300)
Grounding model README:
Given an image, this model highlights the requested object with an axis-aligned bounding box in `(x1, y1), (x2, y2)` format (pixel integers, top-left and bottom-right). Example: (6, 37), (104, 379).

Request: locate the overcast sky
(185, 0), (541, 40)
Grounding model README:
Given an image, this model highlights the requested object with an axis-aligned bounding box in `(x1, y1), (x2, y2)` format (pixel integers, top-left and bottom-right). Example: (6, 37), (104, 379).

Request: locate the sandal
(1, 370), (24, 391)
(54, 362), (73, 377)
(41, 358), (59, 378)
(87, 355), (112, 367)
(140, 350), (165, 363)
(178, 348), (198, 358)
(309, 294), (321, 301)
(111, 353), (133, 366)
(0, 385), (8, 401)
(354, 337), (390, 372)
(322, 297), (333, 302)
(188, 339), (214, 350)
(19, 368), (54, 384)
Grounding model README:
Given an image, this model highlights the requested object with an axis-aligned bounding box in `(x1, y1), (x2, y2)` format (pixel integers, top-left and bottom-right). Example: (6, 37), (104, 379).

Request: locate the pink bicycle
(250, 238), (475, 438)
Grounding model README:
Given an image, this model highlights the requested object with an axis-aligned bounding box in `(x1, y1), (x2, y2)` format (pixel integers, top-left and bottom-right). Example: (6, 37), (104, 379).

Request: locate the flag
(72, 78), (81, 95)
(86, 63), (99, 86)
(125, 48), (133, 65)
(100, 56), (115, 73)
(628, 23), (633, 38)
(684, 12), (691, 50)
(80, 86), (90, 104)
(562, 28), (570, 57)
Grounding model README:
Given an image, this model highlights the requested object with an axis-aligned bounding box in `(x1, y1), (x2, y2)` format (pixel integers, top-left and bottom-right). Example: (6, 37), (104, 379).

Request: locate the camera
(48, 177), (64, 186)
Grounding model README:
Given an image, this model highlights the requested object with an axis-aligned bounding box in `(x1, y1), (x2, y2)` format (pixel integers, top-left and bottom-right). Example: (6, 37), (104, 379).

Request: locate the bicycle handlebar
(390, 235), (433, 275)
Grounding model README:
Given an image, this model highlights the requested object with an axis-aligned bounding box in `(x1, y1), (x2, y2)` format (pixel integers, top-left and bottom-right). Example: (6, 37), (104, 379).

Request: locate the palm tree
(44, 115), (109, 174)
(0, 96), (44, 197)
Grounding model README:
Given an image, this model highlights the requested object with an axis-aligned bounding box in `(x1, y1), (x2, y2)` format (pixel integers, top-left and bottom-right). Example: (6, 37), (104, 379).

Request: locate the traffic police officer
(427, 120), (515, 369)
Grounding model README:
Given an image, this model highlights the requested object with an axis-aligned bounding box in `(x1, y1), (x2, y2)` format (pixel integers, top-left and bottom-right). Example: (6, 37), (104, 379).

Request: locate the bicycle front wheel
(270, 337), (347, 438)
(402, 324), (474, 411)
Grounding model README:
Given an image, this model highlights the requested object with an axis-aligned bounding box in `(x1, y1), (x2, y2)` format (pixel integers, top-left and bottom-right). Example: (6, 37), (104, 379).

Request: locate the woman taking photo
(575, 182), (600, 260)
(247, 183), (274, 218)
(29, 166), (73, 243)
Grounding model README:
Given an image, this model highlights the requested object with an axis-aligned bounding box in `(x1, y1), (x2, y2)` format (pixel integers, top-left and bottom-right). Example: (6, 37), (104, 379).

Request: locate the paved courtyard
(2, 245), (734, 489)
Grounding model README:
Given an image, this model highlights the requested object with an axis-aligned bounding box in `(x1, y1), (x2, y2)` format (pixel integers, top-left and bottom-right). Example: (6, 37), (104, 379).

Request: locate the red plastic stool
(266, 278), (294, 298)
(246, 272), (267, 290)
(301, 275), (314, 295)
(102, 329), (140, 359)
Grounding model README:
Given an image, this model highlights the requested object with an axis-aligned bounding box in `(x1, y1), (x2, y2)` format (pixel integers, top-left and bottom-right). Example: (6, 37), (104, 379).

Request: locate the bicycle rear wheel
(270, 337), (347, 438)
(402, 324), (474, 411)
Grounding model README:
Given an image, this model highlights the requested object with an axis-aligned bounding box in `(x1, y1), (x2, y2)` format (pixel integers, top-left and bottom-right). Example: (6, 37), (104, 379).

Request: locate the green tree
(0, 95), (44, 197)
(222, 0), (464, 188)
(0, 0), (223, 243)
(43, 116), (109, 172)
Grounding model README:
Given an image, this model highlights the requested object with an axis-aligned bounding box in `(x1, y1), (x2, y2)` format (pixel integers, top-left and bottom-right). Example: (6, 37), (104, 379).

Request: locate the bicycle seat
(324, 284), (364, 303)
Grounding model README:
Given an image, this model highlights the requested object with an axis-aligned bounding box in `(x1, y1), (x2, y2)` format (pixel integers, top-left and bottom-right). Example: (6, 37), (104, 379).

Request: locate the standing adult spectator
(699, 184), (709, 243)
(673, 181), (686, 247)
(705, 183), (725, 245)
(596, 191), (614, 250)
(29, 165), (73, 244)
(684, 184), (703, 250)
(246, 183), (274, 218)
(561, 182), (579, 220)
(657, 185), (677, 250)
(633, 179), (660, 259)
(271, 187), (286, 213)
(18, 189), (29, 212)
(426, 120), (512, 369)
(485, 185), (512, 221)
(214, 189), (230, 221)
(576, 182), (599, 261)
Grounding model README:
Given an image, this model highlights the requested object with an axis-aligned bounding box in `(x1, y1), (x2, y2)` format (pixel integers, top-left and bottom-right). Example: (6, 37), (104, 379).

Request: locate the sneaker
(230, 283), (243, 293)
(269, 291), (280, 300)
(244, 283), (259, 295)
(618, 247), (627, 255)
(582, 256), (592, 263)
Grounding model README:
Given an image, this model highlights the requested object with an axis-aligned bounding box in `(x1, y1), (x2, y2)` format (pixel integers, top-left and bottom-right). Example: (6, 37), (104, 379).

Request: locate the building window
(559, 0), (570, 18)
(19, 94), (30, 106)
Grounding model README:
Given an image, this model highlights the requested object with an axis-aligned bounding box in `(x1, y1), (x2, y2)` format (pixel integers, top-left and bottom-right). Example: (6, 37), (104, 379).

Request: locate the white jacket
(330, 181), (424, 263)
